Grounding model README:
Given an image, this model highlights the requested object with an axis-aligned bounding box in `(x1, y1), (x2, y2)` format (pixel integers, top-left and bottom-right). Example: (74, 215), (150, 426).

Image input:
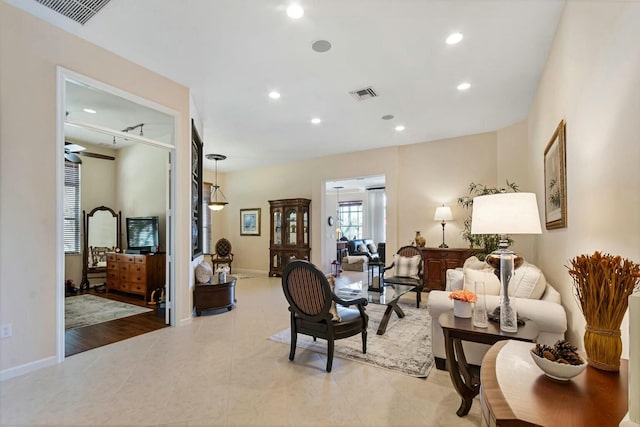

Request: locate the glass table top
(334, 281), (415, 305)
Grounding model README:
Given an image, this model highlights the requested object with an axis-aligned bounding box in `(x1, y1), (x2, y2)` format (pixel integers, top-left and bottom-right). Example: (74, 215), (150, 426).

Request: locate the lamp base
(438, 243), (449, 248)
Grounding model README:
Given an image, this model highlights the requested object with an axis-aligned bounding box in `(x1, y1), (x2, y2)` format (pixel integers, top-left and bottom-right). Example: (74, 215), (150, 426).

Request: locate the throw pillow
(325, 275), (341, 322)
(195, 261), (213, 284)
(463, 256), (488, 270)
(463, 267), (501, 295)
(393, 254), (421, 279)
(504, 262), (547, 299)
(357, 243), (368, 253)
(367, 242), (378, 254)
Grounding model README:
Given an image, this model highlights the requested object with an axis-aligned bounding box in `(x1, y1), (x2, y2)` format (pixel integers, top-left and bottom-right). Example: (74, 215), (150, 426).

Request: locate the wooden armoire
(269, 198), (311, 276)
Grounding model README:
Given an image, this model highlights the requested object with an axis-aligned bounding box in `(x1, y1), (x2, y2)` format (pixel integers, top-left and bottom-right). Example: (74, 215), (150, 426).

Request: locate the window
(338, 201), (363, 240)
(202, 182), (212, 253)
(64, 161), (81, 254)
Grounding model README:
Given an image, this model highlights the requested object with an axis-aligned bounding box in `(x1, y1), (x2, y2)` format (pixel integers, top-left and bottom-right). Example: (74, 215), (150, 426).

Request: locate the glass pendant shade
(206, 154), (228, 211)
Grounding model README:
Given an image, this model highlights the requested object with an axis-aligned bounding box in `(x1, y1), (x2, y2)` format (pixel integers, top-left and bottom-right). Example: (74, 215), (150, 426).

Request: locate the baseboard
(0, 355), (57, 381)
(178, 317), (192, 327)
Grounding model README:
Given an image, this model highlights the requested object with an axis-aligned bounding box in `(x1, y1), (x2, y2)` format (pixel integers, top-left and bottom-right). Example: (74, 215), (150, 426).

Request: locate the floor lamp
(470, 193), (542, 332)
(434, 205), (453, 248)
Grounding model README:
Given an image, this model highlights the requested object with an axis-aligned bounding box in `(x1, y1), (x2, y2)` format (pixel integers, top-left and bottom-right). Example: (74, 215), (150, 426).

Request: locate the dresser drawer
(128, 282), (146, 294)
(116, 254), (136, 264)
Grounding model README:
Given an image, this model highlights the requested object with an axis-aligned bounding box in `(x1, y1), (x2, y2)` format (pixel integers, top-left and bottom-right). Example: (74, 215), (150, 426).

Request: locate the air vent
(34, 0), (112, 25)
(349, 87), (378, 101)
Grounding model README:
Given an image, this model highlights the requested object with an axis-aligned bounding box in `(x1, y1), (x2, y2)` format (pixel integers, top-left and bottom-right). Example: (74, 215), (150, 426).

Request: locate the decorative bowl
(529, 350), (587, 381)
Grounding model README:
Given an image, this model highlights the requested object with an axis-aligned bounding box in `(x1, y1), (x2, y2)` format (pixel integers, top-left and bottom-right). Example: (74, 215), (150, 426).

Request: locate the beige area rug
(65, 294), (152, 330)
(269, 302), (434, 377)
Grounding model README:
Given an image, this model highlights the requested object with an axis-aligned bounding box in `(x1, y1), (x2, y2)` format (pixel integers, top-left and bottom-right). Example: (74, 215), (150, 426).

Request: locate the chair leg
(362, 329), (367, 354)
(416, 290), (421, 308)
(289, 319), (297, 361)
(327, 338), (334, 372)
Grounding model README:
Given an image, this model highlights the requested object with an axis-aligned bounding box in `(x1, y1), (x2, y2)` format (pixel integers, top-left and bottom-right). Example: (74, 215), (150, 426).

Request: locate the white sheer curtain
(366, 187), (385, 244)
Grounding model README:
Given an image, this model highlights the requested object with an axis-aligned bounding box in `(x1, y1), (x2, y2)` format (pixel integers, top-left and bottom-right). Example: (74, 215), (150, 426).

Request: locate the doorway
(57, 68), (178, 360)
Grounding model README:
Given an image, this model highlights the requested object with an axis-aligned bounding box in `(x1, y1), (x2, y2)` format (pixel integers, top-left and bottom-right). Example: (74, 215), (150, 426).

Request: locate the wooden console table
(480, 340), (628, 427)
(421, 248), (481, 291)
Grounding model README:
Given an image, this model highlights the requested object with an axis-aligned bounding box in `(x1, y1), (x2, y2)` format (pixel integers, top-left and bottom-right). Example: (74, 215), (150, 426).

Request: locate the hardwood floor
(65, 289), (168, 357)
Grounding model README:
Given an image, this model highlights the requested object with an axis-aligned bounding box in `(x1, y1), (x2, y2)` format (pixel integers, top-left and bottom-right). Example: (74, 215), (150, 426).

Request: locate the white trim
(65, 120), (175, 150)
(56, 68), (66, 363)
(0, 356), (57, 382)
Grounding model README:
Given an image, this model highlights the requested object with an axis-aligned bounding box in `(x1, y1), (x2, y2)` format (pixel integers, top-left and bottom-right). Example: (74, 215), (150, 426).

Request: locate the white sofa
(427, 261), (567, 369)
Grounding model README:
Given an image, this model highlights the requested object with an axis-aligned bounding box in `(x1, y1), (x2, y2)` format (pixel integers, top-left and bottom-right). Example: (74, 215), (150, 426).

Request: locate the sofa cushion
(463, 267), (501, 295)
(394, 254), (421, 279)
(446, 268), (464, 291)
(505, 262), (547, 299)
(367, 242), (378, 254)
(357, 243), (368, 253)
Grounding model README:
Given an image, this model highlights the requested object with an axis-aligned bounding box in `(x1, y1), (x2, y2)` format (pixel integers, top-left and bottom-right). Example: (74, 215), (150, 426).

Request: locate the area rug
(269, 302), (434, 377)
(65, 294), (152, 330)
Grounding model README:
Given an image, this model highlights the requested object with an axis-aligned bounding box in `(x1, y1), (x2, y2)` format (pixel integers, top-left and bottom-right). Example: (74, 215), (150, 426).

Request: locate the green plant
(457, 181), (519, 258)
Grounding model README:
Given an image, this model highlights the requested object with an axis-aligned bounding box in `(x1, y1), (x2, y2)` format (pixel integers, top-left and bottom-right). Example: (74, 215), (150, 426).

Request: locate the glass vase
(473, 281), (488, 328)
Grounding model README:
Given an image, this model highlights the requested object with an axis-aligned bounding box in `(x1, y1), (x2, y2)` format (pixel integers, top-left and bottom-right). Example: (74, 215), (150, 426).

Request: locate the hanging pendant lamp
(205, 154), (229, 211)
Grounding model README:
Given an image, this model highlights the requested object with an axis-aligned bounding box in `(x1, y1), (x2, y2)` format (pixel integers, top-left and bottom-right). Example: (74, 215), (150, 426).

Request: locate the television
(126, 216), (159, 253)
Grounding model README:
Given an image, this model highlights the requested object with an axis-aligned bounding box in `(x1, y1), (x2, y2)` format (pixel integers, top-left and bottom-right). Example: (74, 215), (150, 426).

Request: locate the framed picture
(240, 208), (261, 236)
(543, 119), (567, 229)
(191, 119), (203, 258)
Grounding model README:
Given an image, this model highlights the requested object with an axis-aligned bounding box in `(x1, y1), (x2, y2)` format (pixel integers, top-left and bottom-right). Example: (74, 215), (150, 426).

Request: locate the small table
(335, 281), (415, 335)
(193, 276), (237, 316)
(439, 311), (538, 417)
(481, 340), (629, 427)
(367, 260), (385, 291)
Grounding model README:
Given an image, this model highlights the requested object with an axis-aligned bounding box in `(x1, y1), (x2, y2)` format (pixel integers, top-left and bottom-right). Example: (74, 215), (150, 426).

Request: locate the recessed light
(395, 125), (405, 132)
(268, 91), (281, 99)
(83, 108), (97, 114)
(311, 40), (332, 53)
(311, 118), (321, 124)
(446, 32), (464, 45)
(286, 4), (304, 19)
(457, 82), (471, 91)
(381, 114), (394, 120)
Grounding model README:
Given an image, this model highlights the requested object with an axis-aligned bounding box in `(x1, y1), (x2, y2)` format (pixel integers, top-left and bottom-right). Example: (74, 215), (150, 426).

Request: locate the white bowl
(529, 350), (587, 381)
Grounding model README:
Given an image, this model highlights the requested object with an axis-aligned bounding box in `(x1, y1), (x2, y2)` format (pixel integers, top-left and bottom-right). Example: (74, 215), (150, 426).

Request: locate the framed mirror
(81, 206), (121, 289)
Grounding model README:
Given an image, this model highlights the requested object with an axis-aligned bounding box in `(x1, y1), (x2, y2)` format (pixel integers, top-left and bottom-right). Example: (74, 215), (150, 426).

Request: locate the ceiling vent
(34, 0), (112, 25)
(350, 87), (378, 101)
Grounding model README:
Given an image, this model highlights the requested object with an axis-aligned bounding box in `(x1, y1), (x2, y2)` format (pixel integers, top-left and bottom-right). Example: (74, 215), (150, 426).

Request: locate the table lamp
(471, 192), (542, 332)
(434, 205), (453, 248)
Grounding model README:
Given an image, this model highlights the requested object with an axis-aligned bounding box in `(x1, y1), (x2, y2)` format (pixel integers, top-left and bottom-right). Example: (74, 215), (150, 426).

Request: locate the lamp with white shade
(471, 192), (542, 332)
(434, 205), (453, 248)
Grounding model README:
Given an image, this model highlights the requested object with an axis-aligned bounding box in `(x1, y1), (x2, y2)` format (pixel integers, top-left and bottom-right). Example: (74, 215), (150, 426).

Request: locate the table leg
(377, 304), (395, 335)
(443, 330), (480, 416)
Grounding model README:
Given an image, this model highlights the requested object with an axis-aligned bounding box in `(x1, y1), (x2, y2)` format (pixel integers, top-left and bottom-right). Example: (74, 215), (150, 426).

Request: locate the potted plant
(449, 289), (477, 318)
(567, 251), (640, 371)
(457, 181), (519, 259)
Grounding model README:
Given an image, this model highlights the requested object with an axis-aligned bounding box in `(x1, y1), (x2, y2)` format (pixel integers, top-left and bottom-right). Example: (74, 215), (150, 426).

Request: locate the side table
(194, 276), (237, 316)
(481, 340), (628, 427)
(439, 311), (538, 417)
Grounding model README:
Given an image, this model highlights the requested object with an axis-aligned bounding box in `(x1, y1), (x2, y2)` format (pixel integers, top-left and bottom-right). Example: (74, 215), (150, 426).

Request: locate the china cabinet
(269, 198), (311, 276)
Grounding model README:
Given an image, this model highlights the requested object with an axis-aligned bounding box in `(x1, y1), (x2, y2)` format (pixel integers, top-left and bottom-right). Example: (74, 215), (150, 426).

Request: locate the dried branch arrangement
(567, 251), (640, 370)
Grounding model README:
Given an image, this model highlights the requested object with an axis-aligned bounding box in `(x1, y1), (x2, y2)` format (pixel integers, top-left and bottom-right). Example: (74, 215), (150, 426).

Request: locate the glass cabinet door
(286, 209), (297, 245)
(303, 209), (309, 245)
(273, 209), (282, 245)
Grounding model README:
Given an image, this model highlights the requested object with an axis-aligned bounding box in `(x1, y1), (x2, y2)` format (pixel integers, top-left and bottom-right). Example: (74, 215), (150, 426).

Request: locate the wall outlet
(0, 324), (12, 339)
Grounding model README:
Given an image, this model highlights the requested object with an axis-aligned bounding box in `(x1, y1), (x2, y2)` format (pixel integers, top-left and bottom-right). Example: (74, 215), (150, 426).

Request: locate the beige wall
(528, 1), (640, 357)
(0, 3), (191, 375)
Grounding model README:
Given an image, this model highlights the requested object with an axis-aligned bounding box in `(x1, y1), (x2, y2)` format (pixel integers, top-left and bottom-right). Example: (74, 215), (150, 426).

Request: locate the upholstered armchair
(383, 245), (424, 308)
(281, 260), (368, 372)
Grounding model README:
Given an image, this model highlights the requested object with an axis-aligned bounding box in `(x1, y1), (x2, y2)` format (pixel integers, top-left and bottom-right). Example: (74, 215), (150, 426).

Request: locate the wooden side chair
(209, 238), (234, 273)
(281, 260), (369, 372)
(383, 245), (425, 308)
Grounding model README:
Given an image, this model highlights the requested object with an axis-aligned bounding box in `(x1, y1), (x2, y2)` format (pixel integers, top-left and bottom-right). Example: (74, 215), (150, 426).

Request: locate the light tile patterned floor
(0, 271), (481, 426)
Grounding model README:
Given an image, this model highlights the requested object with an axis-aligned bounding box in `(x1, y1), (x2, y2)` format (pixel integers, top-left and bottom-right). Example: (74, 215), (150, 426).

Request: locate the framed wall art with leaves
(543, 119), (567, 229)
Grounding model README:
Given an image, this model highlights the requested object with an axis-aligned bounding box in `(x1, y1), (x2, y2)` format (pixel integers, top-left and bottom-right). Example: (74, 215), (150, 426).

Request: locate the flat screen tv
(126, 216), (159, 253)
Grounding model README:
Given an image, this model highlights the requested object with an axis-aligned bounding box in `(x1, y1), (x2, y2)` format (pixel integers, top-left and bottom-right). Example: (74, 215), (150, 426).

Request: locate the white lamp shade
(471, 193), (542, 235)
(434, 206), (453, 221)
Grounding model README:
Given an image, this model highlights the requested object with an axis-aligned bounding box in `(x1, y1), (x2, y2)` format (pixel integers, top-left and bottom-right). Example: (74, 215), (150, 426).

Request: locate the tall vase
(415, 231), (426, 248)
(584, 325), (622, 372)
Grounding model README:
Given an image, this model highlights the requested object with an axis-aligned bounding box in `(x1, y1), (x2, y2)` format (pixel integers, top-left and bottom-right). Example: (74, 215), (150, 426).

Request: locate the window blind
(64, 161), (81, 254)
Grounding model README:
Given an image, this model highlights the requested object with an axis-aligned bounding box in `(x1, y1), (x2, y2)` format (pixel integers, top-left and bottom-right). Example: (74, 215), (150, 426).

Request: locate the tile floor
(0, 271), (481, 426)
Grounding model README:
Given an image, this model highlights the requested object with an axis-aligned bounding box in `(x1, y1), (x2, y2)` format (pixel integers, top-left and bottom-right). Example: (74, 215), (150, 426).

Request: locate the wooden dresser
(420, 247), (481, 291)
(106, 253), (166, 301)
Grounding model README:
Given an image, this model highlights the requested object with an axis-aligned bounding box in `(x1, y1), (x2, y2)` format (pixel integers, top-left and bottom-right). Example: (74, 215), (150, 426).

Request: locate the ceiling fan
(65, 142), (115, 163)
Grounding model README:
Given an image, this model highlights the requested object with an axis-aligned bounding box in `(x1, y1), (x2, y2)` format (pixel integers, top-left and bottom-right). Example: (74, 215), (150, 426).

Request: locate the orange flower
(449, 289), (477, 302)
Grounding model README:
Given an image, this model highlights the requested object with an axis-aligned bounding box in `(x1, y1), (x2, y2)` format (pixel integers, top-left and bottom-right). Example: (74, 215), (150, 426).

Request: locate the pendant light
(206, 154), (229, 211)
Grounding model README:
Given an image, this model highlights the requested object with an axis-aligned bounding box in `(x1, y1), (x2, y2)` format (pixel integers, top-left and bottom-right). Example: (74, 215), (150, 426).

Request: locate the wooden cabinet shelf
(106, 253), (166, 301)
(269, 198), (311, 276)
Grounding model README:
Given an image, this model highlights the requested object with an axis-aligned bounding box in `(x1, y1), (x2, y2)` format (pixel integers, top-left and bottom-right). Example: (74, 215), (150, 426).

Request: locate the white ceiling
(10, 0), (565, 172)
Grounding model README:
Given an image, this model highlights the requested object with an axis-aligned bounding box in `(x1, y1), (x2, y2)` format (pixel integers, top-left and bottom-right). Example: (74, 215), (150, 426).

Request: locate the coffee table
(438, 311), (539, 417)
(335, 281), (415, 335)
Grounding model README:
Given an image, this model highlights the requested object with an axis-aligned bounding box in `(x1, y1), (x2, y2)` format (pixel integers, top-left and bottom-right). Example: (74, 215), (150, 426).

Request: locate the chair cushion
(393, 254), (421, 279)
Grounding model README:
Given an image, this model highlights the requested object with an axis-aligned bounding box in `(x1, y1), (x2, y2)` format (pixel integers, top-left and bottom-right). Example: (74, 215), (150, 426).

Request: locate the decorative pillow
(504, 262), (547, 299)
(463, 256), (489, 270)
(446, 268), (464, 291)
(357, 243), (368, 253)
(195, 261), (213, 284)
(367, 243), (378, 254)
(393, 254), (421, 279)
(326, 275), (341, 321)
(463, 267), (501, 295)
